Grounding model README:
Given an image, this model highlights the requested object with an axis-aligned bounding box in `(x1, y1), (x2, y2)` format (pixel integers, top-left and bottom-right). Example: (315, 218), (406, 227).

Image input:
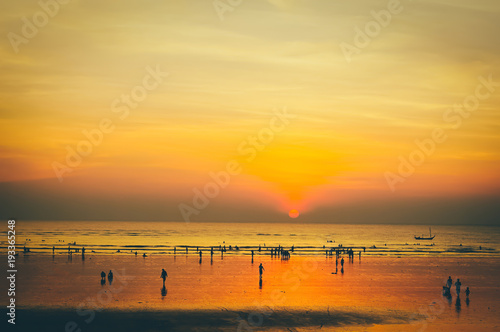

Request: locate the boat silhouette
(414, 227), (435, 240)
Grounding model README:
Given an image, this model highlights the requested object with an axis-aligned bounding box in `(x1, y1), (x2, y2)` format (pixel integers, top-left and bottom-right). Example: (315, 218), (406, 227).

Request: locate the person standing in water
(160, 269), (168, 286)
(465, 287), (470, 297)
(455, 278), (462, 295)
(447, 276), (453, 289)
(341, 257), (344, 268)
(259, 263), (265, 278)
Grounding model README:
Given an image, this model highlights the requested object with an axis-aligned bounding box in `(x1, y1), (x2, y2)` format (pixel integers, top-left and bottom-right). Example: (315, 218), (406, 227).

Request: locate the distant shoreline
(10, 220), (500, 226)
(1, 246), (497, 257)
(6, 221), (499, 257)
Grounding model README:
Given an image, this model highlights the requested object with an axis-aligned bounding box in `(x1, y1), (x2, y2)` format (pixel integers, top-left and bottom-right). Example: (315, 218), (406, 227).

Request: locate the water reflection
(455, 296), (461, 314)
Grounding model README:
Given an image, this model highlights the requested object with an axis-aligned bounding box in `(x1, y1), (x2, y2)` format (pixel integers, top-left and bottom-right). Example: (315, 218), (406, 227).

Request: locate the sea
(3, 221), (499, 257)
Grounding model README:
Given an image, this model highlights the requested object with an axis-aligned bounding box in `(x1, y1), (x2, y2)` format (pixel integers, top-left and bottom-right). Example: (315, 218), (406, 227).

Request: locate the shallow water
(4, 255), (500, 331)
(1, 221), (499, 256)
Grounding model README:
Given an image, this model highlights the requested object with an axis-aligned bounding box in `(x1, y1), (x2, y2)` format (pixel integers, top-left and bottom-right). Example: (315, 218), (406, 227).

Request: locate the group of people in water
(443, 276), (471, 311)
(443, 276), (470, 298)
(100, 270), (113, 285)
(154, 263), (266, 290)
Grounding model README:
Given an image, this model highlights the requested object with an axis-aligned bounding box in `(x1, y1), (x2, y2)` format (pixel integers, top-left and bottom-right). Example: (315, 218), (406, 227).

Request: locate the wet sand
(2, 254), (499, 331)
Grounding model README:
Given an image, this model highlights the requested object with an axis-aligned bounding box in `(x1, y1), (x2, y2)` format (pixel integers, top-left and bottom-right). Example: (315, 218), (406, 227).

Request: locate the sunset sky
(1, 0), (499, 224)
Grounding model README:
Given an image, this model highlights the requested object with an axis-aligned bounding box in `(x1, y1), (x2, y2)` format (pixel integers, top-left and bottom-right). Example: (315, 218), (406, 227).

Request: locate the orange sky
(0, 0), (499, 224)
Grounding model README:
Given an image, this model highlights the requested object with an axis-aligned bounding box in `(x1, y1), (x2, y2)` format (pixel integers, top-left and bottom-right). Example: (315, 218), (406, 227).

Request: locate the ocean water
(2, 221), (499, 256)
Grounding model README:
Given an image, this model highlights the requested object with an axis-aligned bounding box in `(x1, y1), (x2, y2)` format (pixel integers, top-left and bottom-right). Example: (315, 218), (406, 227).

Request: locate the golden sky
(1, 0), (499, 223)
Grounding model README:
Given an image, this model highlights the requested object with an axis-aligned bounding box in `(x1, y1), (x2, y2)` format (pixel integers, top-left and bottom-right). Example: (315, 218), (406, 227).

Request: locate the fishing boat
(414, 227), (435, 240)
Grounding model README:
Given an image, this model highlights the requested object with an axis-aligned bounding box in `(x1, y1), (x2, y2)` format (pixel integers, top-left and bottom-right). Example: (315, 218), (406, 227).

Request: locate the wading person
(259, 263), (265, 279)
(160, 269), (168, 286)
(455, 279), (462, 295)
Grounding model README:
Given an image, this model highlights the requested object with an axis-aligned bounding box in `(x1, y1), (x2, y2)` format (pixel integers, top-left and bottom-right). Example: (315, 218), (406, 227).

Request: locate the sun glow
(289, 209), (300, 218)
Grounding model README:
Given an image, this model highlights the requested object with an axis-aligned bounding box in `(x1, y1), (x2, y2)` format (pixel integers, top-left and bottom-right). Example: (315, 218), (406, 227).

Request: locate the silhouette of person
(465, 287), (470, 297)
(446, 276), (453, 289)
(259, 263), (265, 278)
(341, 257), (344, 267)
(108, 270), (113, 284)
(143, 253), (147, 257)
(52, 246), (55, 254)
(443, 286), (451, 297)
(101, 271), (106, 281)
(160, 269), (168, 286)
(455, 279), (462, 295)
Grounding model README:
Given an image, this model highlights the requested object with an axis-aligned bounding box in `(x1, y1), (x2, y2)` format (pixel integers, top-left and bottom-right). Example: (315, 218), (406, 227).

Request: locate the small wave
(446, 248), (476, 253)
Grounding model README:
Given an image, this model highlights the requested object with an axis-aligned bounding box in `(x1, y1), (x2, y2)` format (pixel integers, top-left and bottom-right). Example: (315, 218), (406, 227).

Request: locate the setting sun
(289, 209), (300, 218)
